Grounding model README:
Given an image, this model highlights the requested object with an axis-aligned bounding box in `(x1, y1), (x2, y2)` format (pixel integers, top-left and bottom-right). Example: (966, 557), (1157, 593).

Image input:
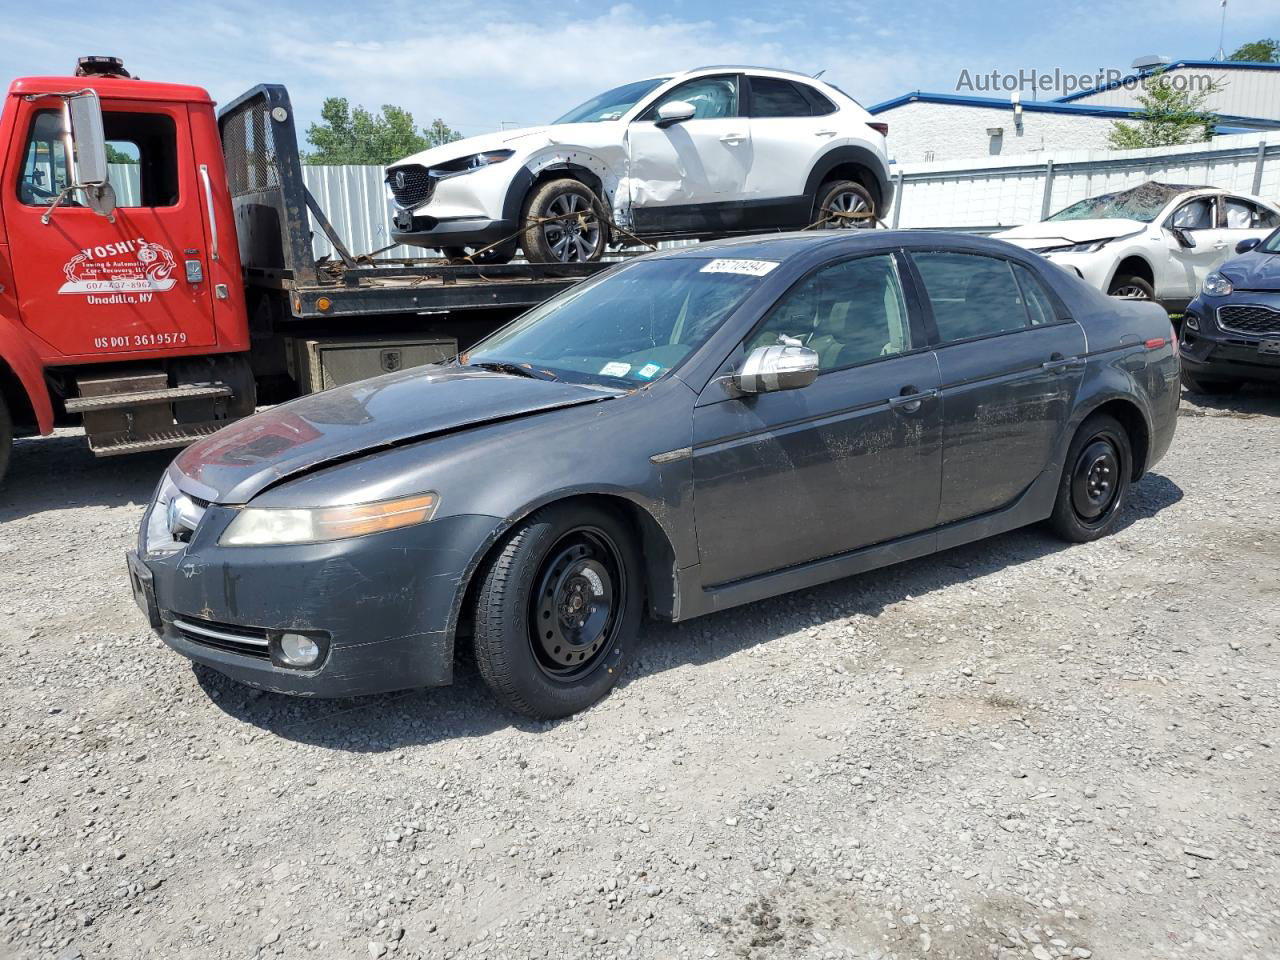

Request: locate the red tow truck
(0, 57), (608, 482)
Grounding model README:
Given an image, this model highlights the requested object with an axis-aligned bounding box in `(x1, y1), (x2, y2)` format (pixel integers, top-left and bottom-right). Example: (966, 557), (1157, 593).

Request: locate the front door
(908, 250), (1087, 524)
(625, 74), (752, 235)
(1159, 195), (1222, 300)
(692, 252), (942, 587)
(4, 97), (217, 360)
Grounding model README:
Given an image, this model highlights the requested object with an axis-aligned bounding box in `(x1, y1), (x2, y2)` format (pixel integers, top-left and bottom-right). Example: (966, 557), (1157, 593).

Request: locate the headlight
(1042, 238), (1113, 255)
(466, 150), (513, 169)
(220, 492), (440, 546)
(145, 473), (180, 554)
(428, 150), (515, 181)
(1202, 272), (1234, 296)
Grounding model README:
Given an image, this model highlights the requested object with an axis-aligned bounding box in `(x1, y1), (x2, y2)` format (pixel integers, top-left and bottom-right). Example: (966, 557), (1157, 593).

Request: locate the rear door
(4, 96), (217, 360)
(908, 249), (1086, 524)
(741, 75), (843, 218)
(692, 252), (942, 586)
(625, 74), (752, 234)
(1220, 195), (1280, 253)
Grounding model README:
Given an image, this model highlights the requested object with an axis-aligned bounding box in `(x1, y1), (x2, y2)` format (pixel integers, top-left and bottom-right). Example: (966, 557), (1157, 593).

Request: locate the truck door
(3, 97), (217, 360)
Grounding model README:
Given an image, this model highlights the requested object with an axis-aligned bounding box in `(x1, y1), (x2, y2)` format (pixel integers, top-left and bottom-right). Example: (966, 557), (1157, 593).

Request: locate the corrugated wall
(890, 132), (1279, 232)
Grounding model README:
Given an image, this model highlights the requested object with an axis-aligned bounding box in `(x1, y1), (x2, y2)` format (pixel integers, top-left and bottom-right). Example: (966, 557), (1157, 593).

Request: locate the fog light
(278, 632), (321, 667)
(1184, 314), (1200, 331)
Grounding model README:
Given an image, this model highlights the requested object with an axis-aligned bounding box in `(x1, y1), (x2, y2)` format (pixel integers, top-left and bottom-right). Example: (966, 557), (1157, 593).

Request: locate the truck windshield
(554, 78), (670, 123)
(463, 258), (769, 387)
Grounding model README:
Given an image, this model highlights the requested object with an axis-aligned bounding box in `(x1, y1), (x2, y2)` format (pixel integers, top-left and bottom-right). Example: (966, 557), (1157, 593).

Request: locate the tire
(520, 179), (607, 264)
(0, 394), (11, 488)
(814, 180), (876, 229)
(441, 243), (516, 265)
(1107, 275), (1155, 301)
(1181, 370), (1243, 395)
(472, 502), (643, 718)
(1047, 413), (1132, 543)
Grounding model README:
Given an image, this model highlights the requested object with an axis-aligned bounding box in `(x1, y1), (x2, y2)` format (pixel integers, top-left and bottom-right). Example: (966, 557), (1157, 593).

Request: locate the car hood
(1219, 249), (1280, 289)
(388, 122), (614, 169)
(993, 218), (1148, 247)
(173, 365), (616, 505)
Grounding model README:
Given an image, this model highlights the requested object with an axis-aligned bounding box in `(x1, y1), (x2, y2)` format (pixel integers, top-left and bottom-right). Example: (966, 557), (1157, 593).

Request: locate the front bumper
(1182, 293), (1280, 382)
(129, 506), (502, 698)
(391, 214), (516, 251)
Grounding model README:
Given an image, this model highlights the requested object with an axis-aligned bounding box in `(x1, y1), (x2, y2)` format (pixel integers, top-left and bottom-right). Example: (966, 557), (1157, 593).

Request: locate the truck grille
(1217, 304), (1280, 337)
(387, 165), (434, 210)
(173, 616), (270, 660)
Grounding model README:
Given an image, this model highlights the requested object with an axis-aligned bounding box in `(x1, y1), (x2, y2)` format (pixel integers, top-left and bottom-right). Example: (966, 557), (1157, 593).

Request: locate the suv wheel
(522, 179), (607, 264)
(815, 180), (876, 229)
(1108, 275), (1155, 301)
(472, 502), (642, 718)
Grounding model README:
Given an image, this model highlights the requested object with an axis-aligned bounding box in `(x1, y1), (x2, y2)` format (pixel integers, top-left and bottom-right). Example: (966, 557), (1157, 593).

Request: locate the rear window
(912, 252), (1030, 342)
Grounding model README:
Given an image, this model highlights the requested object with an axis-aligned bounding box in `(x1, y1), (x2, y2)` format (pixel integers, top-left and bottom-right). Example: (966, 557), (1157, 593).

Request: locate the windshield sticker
(599, 361), (632, 377)
(700, 258), (779, 277)
(636, 363), (662, 379)
(59, 237), (177, 304)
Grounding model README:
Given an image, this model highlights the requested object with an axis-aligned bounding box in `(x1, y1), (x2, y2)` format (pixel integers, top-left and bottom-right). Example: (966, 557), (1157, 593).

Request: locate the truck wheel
(0, 394), (11, 487)
(472, 502), (643, 719)
(1108, 275), (1155, 301)
(521, 179), (607, 264)
(442, 244), (516, 265)
(1047, 413), (1132, 543)
(814, 180), (876, 229)
(1181, 370), (1243, 395)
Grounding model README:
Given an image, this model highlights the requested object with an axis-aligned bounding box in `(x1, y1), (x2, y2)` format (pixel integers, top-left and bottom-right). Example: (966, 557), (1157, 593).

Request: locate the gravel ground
(1, 388), (1278, 960)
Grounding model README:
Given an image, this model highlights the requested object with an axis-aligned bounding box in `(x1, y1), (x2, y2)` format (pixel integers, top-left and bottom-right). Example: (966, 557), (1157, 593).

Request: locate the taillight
(1144, 337), (1167, 350)
(867, 121), (889, 137)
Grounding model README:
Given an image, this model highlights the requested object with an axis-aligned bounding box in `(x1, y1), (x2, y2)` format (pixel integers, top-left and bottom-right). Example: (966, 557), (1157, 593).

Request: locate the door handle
(719, 133), (746, 144)
(200, 164), (219, 261)
(887, 386), (938, 413)
(815, 129), (838, 137)
(1041, 355), (1084, 372)
(1213, 241), (1228, 250)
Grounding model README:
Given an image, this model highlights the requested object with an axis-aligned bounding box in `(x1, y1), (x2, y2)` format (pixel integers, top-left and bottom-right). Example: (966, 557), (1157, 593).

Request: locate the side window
(913, 252), (1029, 342)
(1223, 197), (1279, 230)
(750, 77), (813, 118)
(798, 84), (837, 116)
(16, 109), (178, 208)
(748, 255), (911, 371)
(1169, 197), (1214, 230)
(641, 75), (738, 121)
(1011, 262), (1060, 326)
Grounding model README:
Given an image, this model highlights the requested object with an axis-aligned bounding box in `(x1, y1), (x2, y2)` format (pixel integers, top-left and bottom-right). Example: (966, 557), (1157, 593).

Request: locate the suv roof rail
(687, 65), (818, 80)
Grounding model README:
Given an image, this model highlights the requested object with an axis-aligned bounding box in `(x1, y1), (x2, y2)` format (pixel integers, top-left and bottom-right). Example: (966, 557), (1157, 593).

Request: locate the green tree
(1107, 70), (1219, 150)
(1228, 38), (1278, 63)
(304, 98), (462, 165)
(105, 144), (137, 163)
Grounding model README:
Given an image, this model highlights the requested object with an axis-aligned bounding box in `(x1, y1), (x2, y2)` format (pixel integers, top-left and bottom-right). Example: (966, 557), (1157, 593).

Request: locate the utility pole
(1214, 0), (1228, 61)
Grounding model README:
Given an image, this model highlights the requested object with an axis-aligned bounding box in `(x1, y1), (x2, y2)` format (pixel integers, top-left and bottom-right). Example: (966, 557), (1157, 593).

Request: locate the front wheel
(521, 179), (608, 264)
(472, 502), (643, 718)
(1047, 414), (1132, 543)
(1108, 274), (1155, 301)
(814, 180), (876, 229)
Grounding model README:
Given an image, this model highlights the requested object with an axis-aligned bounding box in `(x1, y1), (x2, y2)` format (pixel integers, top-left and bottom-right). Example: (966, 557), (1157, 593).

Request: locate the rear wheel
(472, 502), (642, 718)
(0, 394), (11, 487)
(814, 180), (876, 229)
(1108, 275), (1155, 301)
(1181, 370), (1243, 395)
(1048, 413), (1132, 543)
(521, 179), (608, 264)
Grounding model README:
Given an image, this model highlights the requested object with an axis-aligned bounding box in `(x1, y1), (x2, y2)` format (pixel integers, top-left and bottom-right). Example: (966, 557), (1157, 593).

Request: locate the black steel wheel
(472, 502), (642, 718)
(1048, 413), (1132, 543)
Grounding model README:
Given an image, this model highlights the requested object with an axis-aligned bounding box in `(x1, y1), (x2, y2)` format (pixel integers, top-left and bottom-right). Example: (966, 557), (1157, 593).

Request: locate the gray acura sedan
(128, 232), (1179, 718)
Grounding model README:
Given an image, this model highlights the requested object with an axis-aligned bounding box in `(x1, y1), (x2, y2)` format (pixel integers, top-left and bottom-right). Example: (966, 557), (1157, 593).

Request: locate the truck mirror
(66, 91), (115, 217)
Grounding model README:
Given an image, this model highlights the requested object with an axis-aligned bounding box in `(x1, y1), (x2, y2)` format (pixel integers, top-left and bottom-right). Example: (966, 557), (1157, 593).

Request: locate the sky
(0, 0), (1274, 140)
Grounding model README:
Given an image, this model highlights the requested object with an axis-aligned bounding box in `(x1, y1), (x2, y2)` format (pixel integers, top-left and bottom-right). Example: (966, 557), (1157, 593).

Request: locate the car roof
(651, 230), (1034, 261)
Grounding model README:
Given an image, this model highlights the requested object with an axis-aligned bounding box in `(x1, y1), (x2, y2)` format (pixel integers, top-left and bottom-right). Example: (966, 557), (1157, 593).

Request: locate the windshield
(464, 258), (770, 387)
(554, 77), (670, 124)
(1047, 182), (1203, 223)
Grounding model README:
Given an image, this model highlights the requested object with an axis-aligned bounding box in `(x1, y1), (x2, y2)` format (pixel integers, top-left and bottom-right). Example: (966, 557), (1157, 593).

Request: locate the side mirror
(655, 100), (696, 129)
(1236, 236), (1262, 255)
(66, 91), (115, 218)
(1171, 227), (1196, 249)
(736, 342), (820, 394)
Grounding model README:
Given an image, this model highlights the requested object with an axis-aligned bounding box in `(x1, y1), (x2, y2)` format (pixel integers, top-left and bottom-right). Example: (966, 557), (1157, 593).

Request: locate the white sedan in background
(993, 182), (1280, 312)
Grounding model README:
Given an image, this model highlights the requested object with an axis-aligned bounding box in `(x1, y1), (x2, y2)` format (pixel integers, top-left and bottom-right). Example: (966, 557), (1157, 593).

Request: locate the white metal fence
(888, 132), (1279, 233)
(107, 131), (1280, 256)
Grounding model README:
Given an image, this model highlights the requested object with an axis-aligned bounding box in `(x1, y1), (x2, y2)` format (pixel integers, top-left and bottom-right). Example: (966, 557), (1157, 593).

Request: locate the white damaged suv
(993, 182), (1280, 312)
(385, 67), (893, 263)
